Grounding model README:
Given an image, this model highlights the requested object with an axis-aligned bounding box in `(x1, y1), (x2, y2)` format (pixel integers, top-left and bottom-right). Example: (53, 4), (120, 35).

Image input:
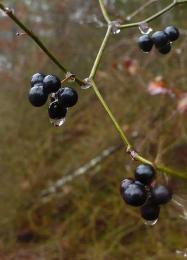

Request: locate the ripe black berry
(164, 26), (180, 42)
(28, 84), (48, 107)
(151, 31), (169, 48)
(31, 73), (45, 87)
(138, 35), (153, 52)
(48, 101), (67, 119)
(120, 178), (133, 195)
(57, 87), (78, 108)
(141, 202), (160, 221)
(43, 75), (61, 94)
(158, 42), (171, 55)
(135, 164), (155, 185)
(151, 185), (172, 205)
(134, 180), (145, 188)
(122, 183), (147, 207)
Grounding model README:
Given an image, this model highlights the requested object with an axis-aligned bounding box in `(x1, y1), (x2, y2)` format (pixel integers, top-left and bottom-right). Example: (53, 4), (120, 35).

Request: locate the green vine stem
(91, 80), (132, 148)
(98, 0), (111, 24)
(0, 1), (187, 179)
(89, 24), (112, 79)
(91, 81), (187, 180)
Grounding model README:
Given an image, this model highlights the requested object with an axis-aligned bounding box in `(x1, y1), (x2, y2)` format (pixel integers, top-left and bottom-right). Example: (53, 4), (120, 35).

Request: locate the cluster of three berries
(120, 164), (172, 221)
(138, 25), (180, 54)
(28, 73), (78, 120)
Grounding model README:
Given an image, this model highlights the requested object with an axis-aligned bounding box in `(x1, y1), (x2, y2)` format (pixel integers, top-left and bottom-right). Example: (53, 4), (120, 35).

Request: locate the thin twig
(0, 3), (84, 86)
(41, 144), (122, 197)
(98, 0), (111, 23)
(120, 0), (187, 29)
(125, 0), (158, 21)
(89, 25), (112, 79)
(91, 80), (132, 149)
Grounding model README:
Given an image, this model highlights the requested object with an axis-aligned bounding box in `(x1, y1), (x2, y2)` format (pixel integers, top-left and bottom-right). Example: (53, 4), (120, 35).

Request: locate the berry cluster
(120, 164), (172, 222)
(28, 73), (78, 123)
(138, 25), (180, 55)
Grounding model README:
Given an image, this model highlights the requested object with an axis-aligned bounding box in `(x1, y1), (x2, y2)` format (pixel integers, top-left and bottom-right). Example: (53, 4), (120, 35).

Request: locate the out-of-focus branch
(120, 0), (187, 29)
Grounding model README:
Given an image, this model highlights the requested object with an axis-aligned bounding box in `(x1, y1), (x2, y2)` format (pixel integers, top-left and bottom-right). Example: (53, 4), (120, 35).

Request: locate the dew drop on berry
(139, 22), (153, 35)
(144, 219), (158, 226)
(50, 117), (66, 127)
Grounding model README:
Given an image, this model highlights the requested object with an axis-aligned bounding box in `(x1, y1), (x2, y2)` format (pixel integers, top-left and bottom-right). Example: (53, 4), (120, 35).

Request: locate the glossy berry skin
(48, 101), (67, 119)
(122, 183), (147, 207)
(134, 180), (145, 188)
(43, 74), (61, 94)
(120, 178), (134, 195)
(158, 42), (171, 55)
(138, 35), (154, 52)
(164, 26), (180, 41)
(28, 85), (48, 107)
(141, 202), (160, 221)
(151, 31), (169, 48)
(135, 164), (155, 185)
(57, 87), (78, 108)
(151, 185), (172, 205)
(31, 73), (45, 87)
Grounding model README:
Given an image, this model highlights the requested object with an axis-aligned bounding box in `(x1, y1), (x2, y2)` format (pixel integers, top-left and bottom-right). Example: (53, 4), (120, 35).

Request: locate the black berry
(122, 183), (147, 207)
(135, 164), (155, 185)
(57, 87), (78, 108)
(134, 180), (145, 188)
(138, 35), (154, 52)
(28, 84), (48, 107)
(48, 101), (67, 119)
(43, 75), (61, 94)
(141, 202), (160, 221)
(151, 31), (169, 48)
(164, 26), (180, 41)
(120, 178), (134, 195)
(31, 73), (45, 87)
(151, 185), (172, 205)
(158, 42), (171, 55)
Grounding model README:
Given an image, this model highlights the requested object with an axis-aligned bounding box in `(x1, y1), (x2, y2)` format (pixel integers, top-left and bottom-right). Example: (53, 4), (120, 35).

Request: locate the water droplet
(126, 16), (131, 21)
(66, 72), (76, 82)
(139, 22), (153, 35)
(144, 219), (158, 226)
(5, 7), (15, 15)
(110, 21), (121, 35)
(50, 117), (66, 127)
(176, 248), (187, 258)
(50, 93), (56, 102)
(81, 78), (92, 90)
(0, 10), (7, 17)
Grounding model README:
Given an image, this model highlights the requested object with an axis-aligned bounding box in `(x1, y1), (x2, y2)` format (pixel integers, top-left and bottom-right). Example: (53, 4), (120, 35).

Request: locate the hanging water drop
(50, 117), (66, 127)
(139, 22), (153, 35)
(144, 219), (158, 226)
(65, 72), (76, 83)
(81, 78), (92, 90)
(110, 21), (121, 35)
(176, 248), (187, 258)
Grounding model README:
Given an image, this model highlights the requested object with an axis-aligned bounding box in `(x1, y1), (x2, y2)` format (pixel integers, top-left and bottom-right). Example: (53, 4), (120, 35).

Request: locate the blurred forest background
(0, 0), (187, 259)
